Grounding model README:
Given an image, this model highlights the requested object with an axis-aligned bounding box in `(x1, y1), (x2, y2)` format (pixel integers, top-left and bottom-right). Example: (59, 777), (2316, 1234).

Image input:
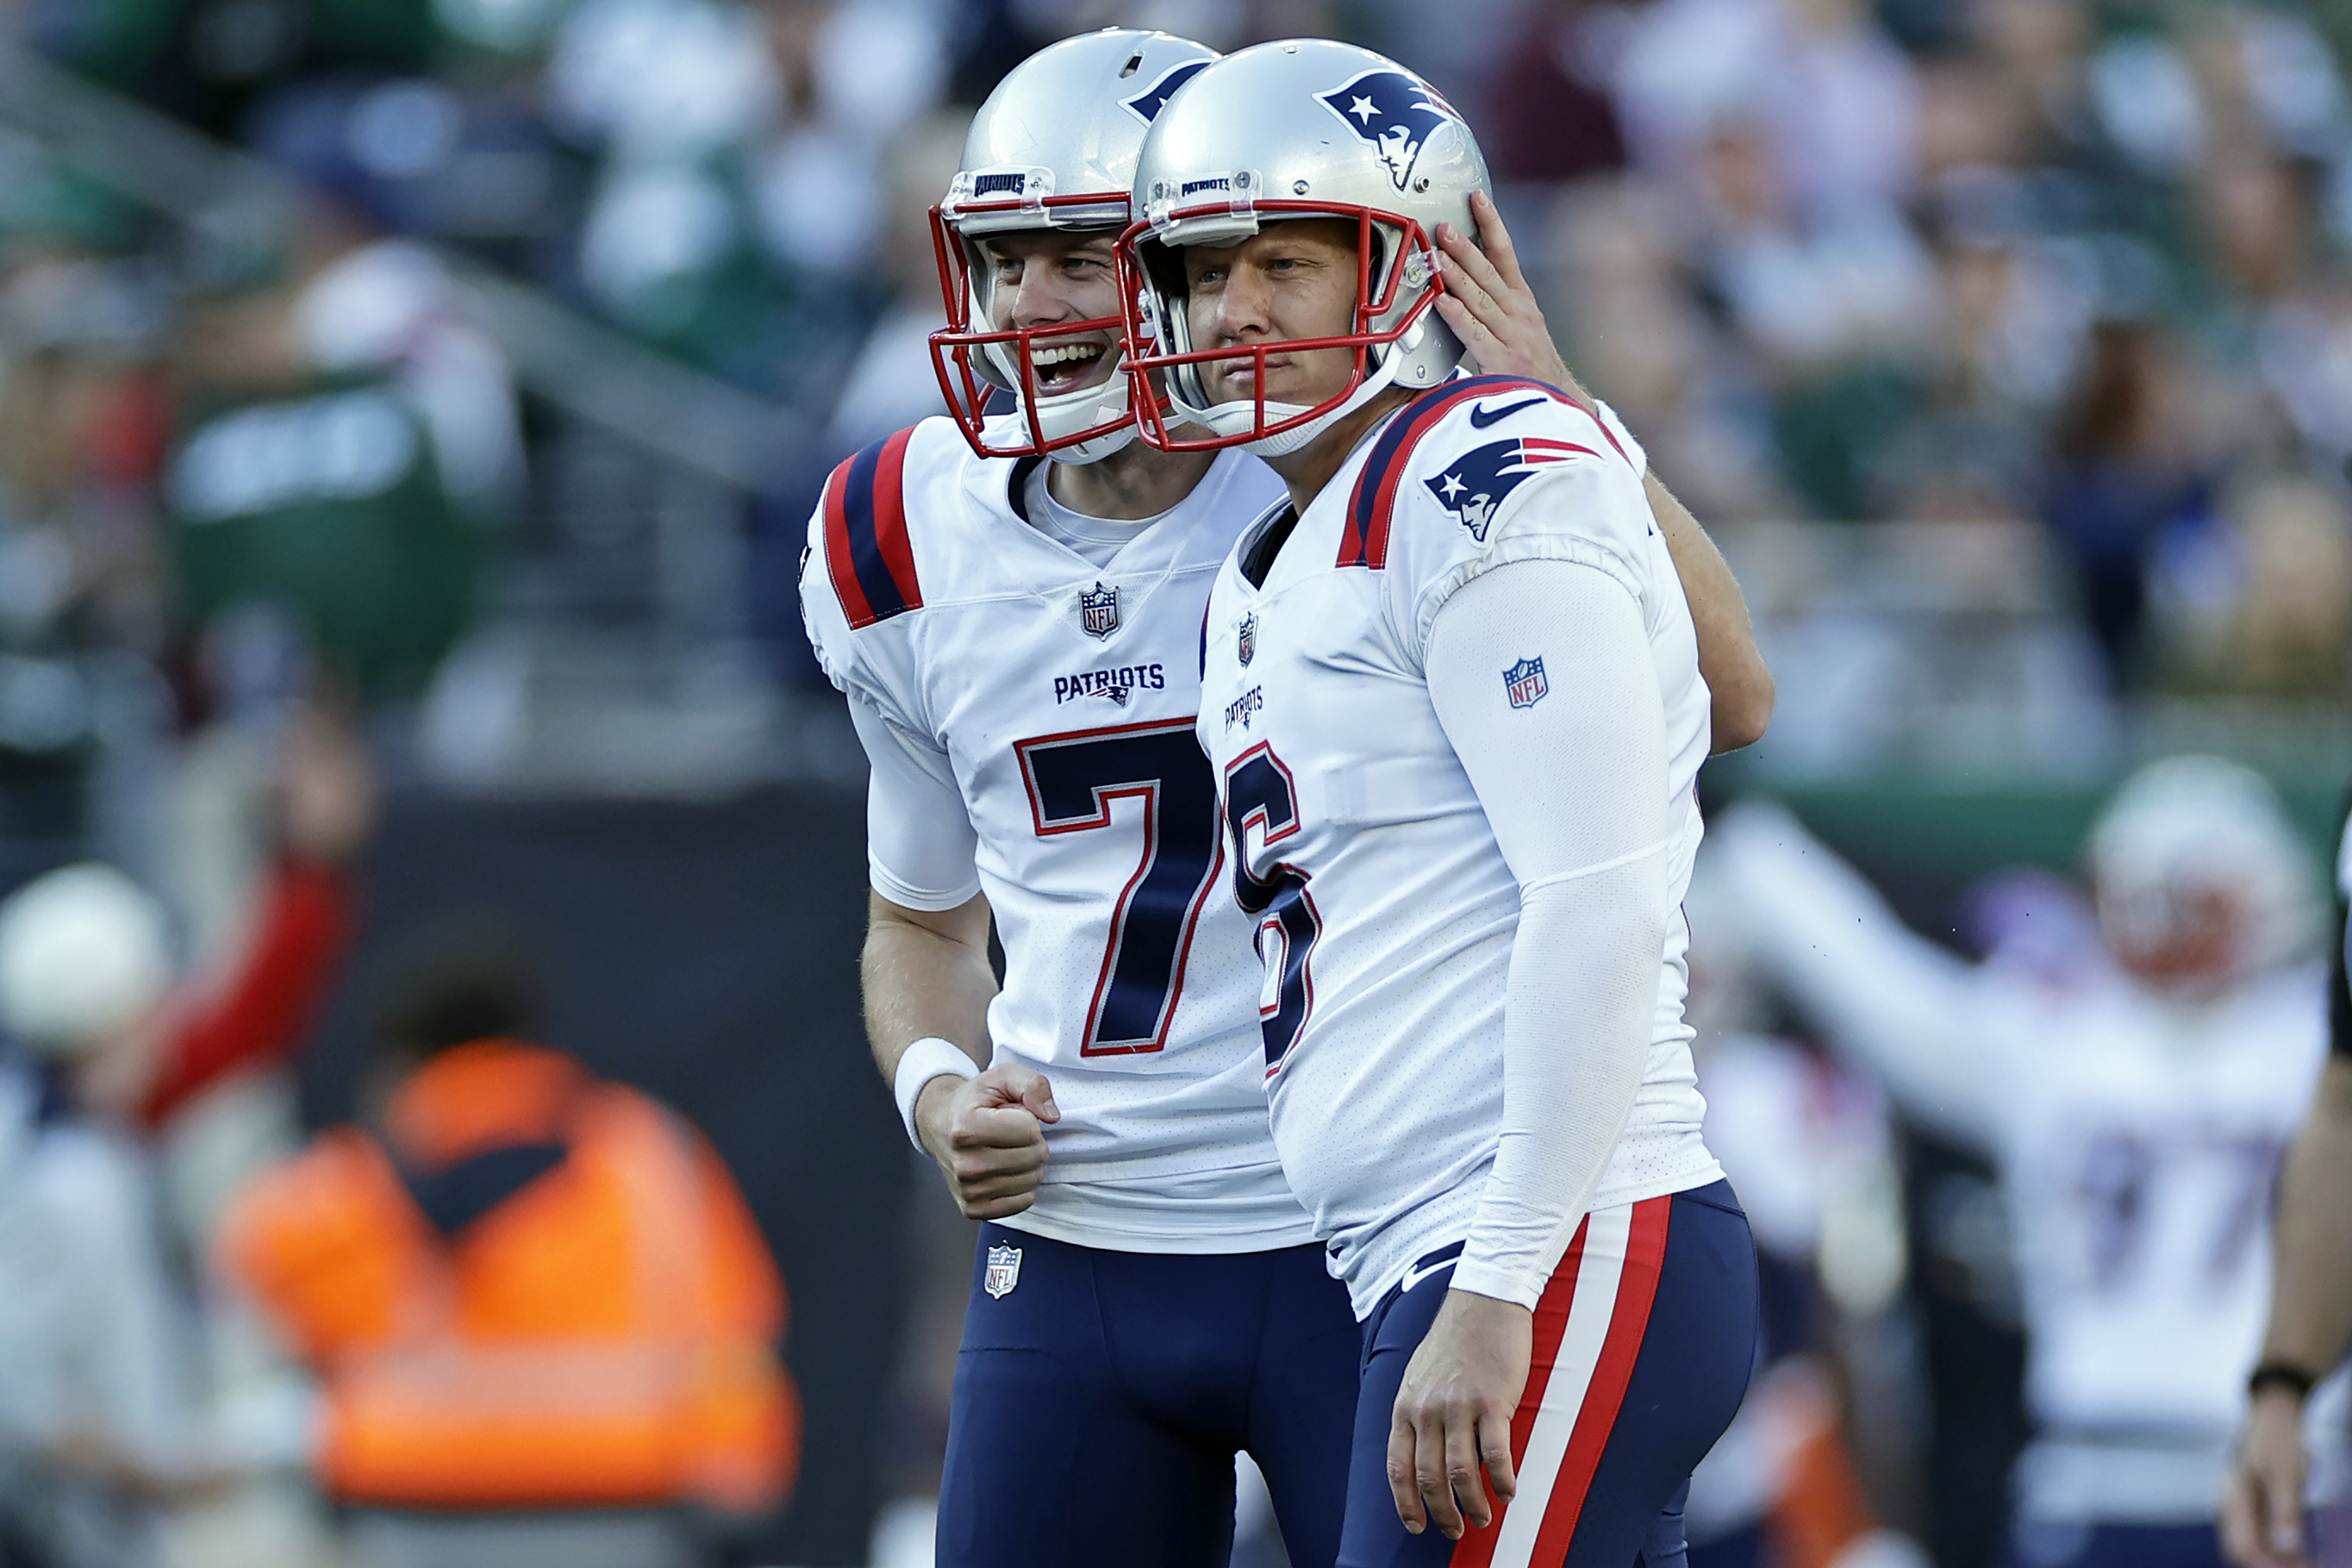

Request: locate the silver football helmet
(1118, 40), (1487, 457)
(2087, 755), (2318, 983)
(931, 28), (1217, 464)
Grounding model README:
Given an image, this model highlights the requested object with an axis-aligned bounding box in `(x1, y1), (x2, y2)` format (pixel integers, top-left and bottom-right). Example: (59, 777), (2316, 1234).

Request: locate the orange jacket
(217, 1041), (799, 1513)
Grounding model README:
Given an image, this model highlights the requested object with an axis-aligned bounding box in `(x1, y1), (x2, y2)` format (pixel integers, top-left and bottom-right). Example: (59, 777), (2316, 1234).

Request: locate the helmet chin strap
(1190, 332), (1412, 459)
(1049, 423), (1139, 465)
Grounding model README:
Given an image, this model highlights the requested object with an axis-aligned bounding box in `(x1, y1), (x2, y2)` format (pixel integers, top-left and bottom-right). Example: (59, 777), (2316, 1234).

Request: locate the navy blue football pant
(1340, 1182), (1759, 1568)
(937, 1222), (1360, 1568)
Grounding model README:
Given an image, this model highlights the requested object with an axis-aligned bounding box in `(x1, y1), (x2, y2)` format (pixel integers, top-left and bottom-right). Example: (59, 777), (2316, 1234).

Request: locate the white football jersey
(1195, 377), (1722, 1316)
(1706, 807), (2331, 1523)
(800, 416), (1316, 1254)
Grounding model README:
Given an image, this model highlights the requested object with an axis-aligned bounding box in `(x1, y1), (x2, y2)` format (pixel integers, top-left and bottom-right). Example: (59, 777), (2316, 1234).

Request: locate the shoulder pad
(1334, 376), (1628, 569)
(822, 426), (923, 628)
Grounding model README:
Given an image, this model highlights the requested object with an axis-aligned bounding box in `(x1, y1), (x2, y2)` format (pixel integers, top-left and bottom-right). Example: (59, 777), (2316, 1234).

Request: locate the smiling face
(975, 228), (1125, 397)
(1180, 219), (1364, 410)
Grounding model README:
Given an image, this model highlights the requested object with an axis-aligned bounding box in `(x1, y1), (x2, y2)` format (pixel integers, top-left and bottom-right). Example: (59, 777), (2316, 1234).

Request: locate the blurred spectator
(164, 230), (490, 701)
(543, 0), (948, 389)
(823, 109), (961, 457)
(2156, 475), (2352, 702)
(1480, 0), (1625, 185)
(0, 699), (372, 1565)
(0, 248), (175, 665)
(81, 700), (375, 1130)
(216, 925), (800, 1568)
(1706, 757), (2328, 1568)
(2040, 319), (2220, 689)
(0, 863), (223, 1568)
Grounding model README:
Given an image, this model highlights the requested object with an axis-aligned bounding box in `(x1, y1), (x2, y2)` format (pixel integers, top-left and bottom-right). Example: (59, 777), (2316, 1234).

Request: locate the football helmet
(0, 863), (172, 1056)
(930, 29), (1217, 464)
(2087, 754), (2318, 983)
(1118, 40), (1487, 457)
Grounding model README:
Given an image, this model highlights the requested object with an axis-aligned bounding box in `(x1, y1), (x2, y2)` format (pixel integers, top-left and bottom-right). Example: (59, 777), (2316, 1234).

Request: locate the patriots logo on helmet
(1123, 59), (1210, 124)
(1424, 437), (1583, 542)
(1317, 70), (1458, 193)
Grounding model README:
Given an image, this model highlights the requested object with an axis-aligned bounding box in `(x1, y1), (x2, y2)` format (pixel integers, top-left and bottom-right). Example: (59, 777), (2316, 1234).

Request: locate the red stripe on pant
(1449, 1195), (1674, 1568)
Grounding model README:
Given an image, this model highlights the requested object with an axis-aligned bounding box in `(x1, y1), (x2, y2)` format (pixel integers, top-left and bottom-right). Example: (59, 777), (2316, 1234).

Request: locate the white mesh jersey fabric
(802, 419), (1315, 1253)
(1195, 388), (1721, 1317)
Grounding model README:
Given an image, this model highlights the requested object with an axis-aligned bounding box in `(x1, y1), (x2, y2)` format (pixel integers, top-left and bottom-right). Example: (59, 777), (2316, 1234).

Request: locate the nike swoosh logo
(1399, 1256), (1458, 1293)
(1468, 396), (1546, 428)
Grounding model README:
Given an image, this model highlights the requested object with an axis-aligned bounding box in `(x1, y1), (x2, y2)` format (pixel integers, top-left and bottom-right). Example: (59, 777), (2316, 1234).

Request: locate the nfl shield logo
(1080, 583), (1120, 638)
(1504, 657), (1549, 709)
(983, 1244), (1023, 1298)
(1237, 613), (1256, 666)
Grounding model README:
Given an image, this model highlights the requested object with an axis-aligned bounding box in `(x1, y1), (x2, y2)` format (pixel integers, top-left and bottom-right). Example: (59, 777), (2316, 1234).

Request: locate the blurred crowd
(0, 0), (2346, 740)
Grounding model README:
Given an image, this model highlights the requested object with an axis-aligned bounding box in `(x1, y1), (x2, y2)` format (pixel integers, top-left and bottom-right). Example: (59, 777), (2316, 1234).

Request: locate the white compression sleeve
(1424, 558), (1673, 1310)
(846, 693), (983, 912)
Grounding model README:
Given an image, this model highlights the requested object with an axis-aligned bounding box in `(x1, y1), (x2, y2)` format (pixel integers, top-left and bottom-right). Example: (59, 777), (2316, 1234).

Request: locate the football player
(1137, 40), (1757, 1568)
(802, 30), (1769, 1568)
(1708, 760), (2328, 1568)
(2223, 783), (2352, 1568)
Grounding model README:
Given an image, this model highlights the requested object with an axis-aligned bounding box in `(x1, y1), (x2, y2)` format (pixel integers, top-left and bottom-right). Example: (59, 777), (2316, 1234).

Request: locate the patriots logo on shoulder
(984, 1243), (1022, 1298)
(1505, 656), (1549, 709)
(1318, 70), (1458, 193)
(1080, 581), (1120, 638)
(1123, 58), (1210, 124)
(1426, 438), (1584, 542)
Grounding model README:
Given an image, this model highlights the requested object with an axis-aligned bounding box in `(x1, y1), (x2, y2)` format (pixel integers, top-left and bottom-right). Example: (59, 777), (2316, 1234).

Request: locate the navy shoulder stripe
(823, 426), (923, 628)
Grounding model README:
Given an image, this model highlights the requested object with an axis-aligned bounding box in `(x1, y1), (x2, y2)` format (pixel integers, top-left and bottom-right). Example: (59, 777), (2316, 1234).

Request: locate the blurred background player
(1705, 757), (2329, 1568)
(0, 701), (374, 1568)
(1155, 38), (1758, 1565)
(807, 26), (1771, 1568)
(2221, 784), (2352, 1568)
(215, 923), (798, 1568)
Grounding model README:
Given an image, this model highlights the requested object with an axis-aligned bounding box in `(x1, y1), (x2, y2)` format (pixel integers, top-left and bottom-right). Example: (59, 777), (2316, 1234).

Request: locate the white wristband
(894, 1037), (980, 1154)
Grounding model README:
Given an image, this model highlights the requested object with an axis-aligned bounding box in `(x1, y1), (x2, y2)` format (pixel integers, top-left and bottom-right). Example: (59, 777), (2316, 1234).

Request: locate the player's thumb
(1009, 1069), (1061, 1123)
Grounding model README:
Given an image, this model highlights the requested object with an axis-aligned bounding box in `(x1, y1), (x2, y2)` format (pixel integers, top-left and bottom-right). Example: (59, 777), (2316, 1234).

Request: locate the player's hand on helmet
(2222, 1389), (2312, 1568)
(1433, 191), (1589, 406)
(1388, 1287), (1531, 1541)
(916, 1063), (1061, 1221)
